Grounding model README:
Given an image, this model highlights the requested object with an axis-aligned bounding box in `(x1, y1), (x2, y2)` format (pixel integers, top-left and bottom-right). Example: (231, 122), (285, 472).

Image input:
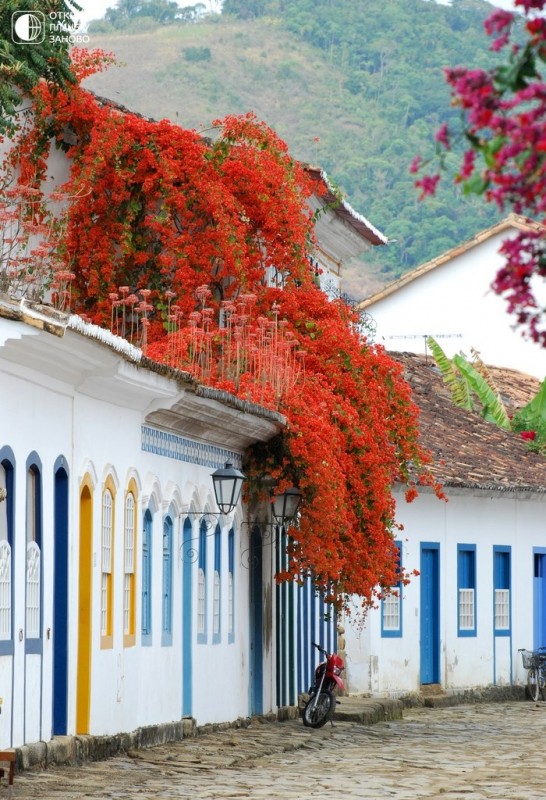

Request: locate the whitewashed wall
(365, 231), (546, 380)
(344, 487), (546, 696)
(0, 314), (278, 747)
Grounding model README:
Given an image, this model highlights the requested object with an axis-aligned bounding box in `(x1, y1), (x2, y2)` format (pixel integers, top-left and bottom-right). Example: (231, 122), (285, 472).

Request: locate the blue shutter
(162, 516), (173, 645)
(142, 510), (152, 642)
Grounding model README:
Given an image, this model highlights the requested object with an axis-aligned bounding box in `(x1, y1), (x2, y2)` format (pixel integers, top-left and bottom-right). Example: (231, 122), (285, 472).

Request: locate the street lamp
(211, 461), (246, 515)
(271, 486), (302, 527)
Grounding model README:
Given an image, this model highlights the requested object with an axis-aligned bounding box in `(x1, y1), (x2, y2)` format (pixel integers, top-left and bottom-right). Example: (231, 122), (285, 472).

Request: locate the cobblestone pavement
(12, 701), (546, 799)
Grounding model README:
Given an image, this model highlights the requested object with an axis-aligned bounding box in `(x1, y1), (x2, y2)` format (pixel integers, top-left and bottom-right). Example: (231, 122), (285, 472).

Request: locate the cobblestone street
(11, 700), (546, 800)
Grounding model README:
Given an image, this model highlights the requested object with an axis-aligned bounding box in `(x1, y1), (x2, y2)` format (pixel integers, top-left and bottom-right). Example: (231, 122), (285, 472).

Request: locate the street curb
(10, 685), (529, 773)
(335, 698), (403, 724)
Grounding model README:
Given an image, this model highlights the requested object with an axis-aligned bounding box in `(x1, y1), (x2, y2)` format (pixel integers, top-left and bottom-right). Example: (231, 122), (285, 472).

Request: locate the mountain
(83, 0), (505, 299)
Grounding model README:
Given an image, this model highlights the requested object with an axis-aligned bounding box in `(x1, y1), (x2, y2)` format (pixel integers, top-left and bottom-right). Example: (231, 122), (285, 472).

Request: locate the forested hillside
(85, 0), (505, 297)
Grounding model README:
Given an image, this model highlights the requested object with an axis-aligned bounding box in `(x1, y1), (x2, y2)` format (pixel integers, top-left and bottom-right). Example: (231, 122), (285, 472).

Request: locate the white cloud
(75, 0), (112, 27)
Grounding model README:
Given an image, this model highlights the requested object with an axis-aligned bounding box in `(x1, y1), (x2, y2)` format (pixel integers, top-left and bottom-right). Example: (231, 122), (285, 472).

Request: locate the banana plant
(512, 378), (546, 447)
(426, 336), (546, 452)
(425, 336), (474, 411)
(451, 354), (512, 430)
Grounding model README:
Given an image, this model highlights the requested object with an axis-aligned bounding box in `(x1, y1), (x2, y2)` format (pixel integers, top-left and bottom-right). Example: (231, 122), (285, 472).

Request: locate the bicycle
(519, 648), (546, 701)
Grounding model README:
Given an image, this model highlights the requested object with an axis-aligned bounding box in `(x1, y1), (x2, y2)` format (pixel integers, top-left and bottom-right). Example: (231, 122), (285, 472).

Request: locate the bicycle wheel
(527, 667), (540, 701)
(539, 667), (546, 701)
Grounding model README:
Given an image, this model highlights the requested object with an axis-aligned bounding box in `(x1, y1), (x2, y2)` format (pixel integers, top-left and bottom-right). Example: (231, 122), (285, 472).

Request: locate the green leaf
(462, 173), (490, 196)
(512, 378), (546, 440)
(452, 354), (512, 429)
(426, 336), (474, 410)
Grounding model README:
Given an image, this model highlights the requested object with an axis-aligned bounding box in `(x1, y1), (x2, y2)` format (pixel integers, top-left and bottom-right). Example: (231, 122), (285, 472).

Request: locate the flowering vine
(412, 1), (546, 347)
(5, 48), (441, 609)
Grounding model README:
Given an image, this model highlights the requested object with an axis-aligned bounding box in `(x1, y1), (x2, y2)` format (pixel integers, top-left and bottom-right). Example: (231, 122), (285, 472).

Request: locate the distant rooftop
(397, 351), (546, 495)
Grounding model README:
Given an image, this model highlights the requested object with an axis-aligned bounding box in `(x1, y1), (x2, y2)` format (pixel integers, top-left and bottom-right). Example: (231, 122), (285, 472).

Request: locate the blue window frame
(457, 544), (477, 637)
(381, 540), (402, 638)
(142, 509), (152, 644)
(197, 521), (207, 644)
(162, 515), (173, 645)
(213, 526), (221, 644)
(228, 528), (235, 644)
(493, 545), (511, 636)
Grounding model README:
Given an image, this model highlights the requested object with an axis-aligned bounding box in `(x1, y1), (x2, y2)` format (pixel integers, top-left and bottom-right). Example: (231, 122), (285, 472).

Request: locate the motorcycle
(302, 641), (345, 728)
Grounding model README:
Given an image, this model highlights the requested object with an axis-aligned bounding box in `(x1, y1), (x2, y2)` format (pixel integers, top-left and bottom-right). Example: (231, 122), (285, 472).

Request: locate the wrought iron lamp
(211, 461), (246, 515)
(271, 486), (302, 527)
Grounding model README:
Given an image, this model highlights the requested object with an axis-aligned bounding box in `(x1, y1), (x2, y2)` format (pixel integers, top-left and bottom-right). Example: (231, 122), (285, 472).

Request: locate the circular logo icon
(12, 12), (45, 44)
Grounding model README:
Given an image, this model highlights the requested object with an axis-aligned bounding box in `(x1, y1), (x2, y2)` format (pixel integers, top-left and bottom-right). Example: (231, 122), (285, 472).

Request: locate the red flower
(7, 51), (436, 611)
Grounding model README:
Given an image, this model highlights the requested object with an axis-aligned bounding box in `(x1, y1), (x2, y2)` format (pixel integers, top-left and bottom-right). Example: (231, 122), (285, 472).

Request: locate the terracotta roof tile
(395, 352), (546, 494)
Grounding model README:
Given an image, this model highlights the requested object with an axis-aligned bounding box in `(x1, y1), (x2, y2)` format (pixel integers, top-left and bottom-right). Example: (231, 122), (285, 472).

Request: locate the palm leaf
(426, 336), (474, 410)
(452, 354), (512, 430)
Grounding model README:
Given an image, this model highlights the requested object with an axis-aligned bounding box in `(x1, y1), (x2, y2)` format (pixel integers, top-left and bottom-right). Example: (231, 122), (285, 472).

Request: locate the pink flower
(434, 123), (450, 149)
(414, 173), (441, 198)
(515, 0), (546, 11)
(485, 10), (514, 36)
(409, 155), (422, 175)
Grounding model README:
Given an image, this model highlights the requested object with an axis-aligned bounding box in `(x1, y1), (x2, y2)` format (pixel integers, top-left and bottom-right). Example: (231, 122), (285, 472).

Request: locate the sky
(76, 0), (111, 27)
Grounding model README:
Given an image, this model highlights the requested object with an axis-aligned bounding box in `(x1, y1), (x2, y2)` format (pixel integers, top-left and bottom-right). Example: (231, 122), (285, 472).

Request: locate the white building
(344, 352), (546, 697)
(358, 215), (546, 380)
(0, 296), (285, 748)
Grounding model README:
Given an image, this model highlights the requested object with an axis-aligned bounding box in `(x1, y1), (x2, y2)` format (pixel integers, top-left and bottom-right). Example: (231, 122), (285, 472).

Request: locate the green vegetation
(427, 336), (546, 454)
(0, 0), (81, 135)
(89, 0), (207, 31)
(83, 0), (503, 295)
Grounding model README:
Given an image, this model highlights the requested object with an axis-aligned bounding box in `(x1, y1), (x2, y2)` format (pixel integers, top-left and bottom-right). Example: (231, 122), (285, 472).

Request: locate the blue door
(52, 462), (69, 735)
(182, 519), (193, 717)
(249, 525), (263, 715)
(533, 549), (546, 650)
(420, 543), (440, 685)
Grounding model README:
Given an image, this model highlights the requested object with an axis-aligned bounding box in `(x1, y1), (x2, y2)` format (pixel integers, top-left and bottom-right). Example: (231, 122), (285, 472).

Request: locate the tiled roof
(396, 352), (546, 494)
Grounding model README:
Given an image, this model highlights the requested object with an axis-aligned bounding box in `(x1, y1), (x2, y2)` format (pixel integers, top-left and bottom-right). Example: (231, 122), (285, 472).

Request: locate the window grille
(213, 571), (220, 635)
(228, 572), (234, 636)
(197, 568), (206, 635)
(101, 489), (113, 638)
(382, 592), (401, 631)
(458, 588), (475, 630)
(123, 494), (135, 636)
(26, 541), (41, 638)
(0, 541), (11, 640)
(494, 588), (510, 630)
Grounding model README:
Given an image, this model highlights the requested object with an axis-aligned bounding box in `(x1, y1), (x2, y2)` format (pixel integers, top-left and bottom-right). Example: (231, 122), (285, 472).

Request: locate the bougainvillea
(6, 49), (442, 609)
(413, 0), (546, 347)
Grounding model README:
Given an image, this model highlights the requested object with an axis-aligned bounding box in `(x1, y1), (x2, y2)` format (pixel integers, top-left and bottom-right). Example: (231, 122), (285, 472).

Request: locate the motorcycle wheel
(302, 689), (335, 728)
